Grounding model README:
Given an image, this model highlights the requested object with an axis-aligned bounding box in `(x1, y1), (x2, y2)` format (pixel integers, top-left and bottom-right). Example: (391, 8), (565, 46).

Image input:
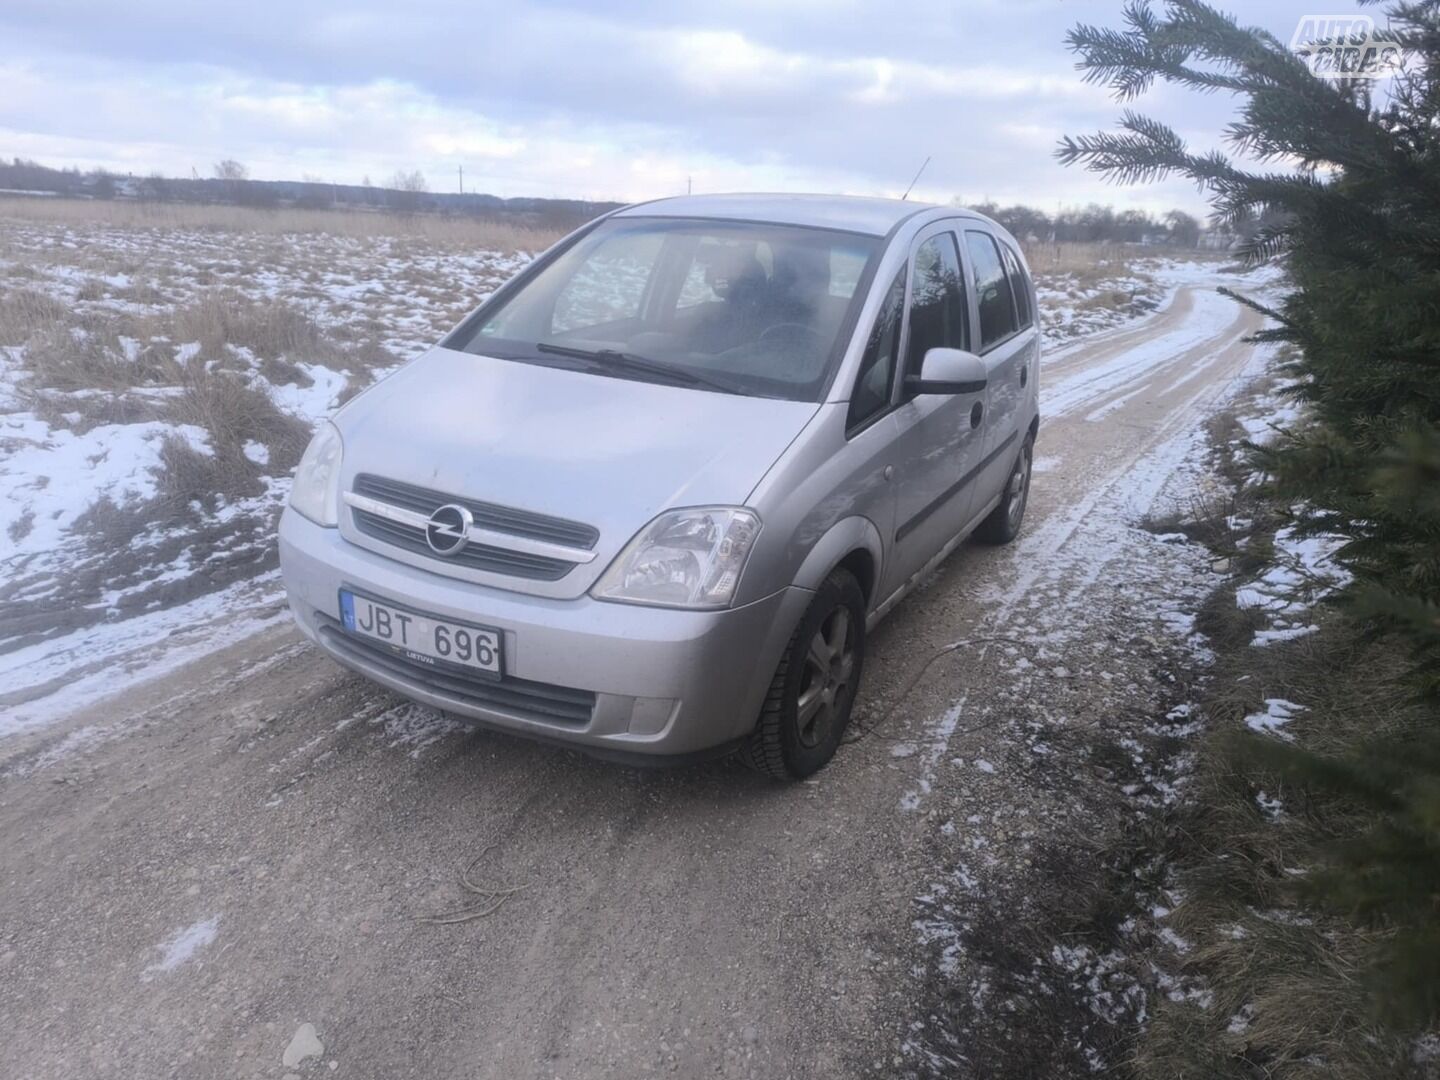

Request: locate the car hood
(333, 346), (818, 598)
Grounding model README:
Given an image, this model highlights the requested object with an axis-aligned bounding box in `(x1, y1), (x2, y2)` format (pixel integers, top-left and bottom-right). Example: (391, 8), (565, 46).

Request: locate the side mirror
(905, 347), (987, 396)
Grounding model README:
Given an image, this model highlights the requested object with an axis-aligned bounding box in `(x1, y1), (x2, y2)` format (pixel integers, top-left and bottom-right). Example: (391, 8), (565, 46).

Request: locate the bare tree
(386, 169), (429, 213)
(388, 169), (428, 193)
(1164, 210), (1201, 249)
(213, 159), (249, 181)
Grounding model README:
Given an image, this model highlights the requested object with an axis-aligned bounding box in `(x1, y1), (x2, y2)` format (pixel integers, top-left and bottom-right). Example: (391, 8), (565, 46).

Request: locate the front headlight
(591, 507), (762, 610)
(289, 421), (343, 527)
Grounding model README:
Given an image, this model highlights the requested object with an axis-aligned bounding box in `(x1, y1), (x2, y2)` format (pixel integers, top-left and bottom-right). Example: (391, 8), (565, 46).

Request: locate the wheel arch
(791, 516), (884, 609)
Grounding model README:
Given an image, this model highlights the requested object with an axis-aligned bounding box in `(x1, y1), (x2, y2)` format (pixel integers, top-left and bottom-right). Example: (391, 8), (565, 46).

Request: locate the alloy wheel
(796, 606), (857, 748)
(1007, 443), (1033, 530)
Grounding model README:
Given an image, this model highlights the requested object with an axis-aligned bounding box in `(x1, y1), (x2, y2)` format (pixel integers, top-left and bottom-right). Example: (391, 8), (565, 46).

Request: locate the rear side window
(904, 233), (967, 375)
(1000, 243), (1033, 329)
(964, 231), (1018, 350)
(848, 268), (905, 428)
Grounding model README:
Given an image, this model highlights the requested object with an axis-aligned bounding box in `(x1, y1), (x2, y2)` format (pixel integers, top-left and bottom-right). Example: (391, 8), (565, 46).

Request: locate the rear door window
(904, 232), (967, 376)
(999, 243), (1033, 329)
(964, 231), (1018, 350)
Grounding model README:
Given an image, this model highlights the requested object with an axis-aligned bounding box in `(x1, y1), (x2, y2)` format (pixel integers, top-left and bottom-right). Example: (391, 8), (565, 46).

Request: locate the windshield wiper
(535, 342), (738, 395)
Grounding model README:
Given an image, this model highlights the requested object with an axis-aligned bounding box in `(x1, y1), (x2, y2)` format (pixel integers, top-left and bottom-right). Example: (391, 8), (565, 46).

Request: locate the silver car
(279, 194), (1039, 779)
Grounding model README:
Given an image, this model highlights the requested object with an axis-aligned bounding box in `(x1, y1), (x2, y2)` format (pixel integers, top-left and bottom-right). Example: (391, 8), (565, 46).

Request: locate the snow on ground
(1221, 341), (1351, 649)
(0, 216), (531, 726)
(0, 571), (288, 738)
(1042, 286), (1243, 418)
(1035, 254), (1245, 351)
(1244, 698), (1306, 741)
(141, 916), (220, 980)
(1237, 524), (1351, 647)
(899, 272), (1281, 1074)
(900, 437), (1230, 1071)
(1, 416), (212, 559)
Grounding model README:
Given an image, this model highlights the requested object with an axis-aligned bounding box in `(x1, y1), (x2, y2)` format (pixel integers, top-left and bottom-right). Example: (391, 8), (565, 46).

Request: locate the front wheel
(741, 568), (866, 780)
(975, 435), (1034, 546)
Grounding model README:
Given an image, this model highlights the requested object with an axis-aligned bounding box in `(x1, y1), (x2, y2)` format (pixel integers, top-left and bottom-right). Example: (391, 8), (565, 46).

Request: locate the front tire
(742, 568), (866, 780)
(975, 434), (1033, 546)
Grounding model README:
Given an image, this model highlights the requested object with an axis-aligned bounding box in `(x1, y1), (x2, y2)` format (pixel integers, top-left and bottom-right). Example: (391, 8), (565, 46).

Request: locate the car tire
(975, 434), (1034, 546)
(741, 567), (866, 781)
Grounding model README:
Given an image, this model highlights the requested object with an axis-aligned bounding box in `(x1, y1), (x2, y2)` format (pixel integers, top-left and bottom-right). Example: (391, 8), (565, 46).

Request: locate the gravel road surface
(0, 282), (1263, 1080)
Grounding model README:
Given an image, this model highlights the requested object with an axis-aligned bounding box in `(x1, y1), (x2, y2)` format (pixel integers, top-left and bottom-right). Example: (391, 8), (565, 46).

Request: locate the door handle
(970, 401), (984, 429)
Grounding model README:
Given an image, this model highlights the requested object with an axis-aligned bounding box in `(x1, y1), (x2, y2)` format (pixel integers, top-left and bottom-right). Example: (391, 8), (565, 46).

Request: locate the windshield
(454, 216), (880, 400)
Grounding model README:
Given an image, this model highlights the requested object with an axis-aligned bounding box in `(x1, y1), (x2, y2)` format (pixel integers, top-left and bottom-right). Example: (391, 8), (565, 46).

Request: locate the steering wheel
(758, 322), (825, 350)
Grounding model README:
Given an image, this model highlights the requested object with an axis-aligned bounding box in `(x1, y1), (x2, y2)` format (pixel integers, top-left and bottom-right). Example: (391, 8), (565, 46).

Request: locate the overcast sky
(1, 1), (1331, 213)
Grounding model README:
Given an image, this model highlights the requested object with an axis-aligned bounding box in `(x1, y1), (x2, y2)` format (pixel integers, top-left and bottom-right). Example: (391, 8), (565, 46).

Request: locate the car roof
(612, 193), (969, 237)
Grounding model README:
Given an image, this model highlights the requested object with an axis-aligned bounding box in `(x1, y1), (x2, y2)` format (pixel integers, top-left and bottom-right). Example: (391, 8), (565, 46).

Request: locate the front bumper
(278, 508), (811, 759)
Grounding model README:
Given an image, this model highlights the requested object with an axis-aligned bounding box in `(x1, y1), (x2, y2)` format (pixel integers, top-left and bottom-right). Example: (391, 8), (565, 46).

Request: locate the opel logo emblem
(425, 503), (473, 557)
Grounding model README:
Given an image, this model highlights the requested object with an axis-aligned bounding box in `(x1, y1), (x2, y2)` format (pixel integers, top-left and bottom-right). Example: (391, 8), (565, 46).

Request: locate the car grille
(350, 473), (598, 581)
(317, 617), (596, 727)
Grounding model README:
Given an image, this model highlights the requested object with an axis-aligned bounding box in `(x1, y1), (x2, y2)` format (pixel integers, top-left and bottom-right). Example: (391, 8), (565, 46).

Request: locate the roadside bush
(1060, 0), (1440, 1051)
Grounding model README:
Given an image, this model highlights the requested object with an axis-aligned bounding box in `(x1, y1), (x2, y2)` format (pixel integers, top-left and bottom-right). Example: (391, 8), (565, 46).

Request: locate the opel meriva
(279, 194), (1040, 779)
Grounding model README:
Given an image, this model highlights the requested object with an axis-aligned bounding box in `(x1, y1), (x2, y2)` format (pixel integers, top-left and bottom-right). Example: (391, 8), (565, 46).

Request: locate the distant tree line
(0, 154), (1262, 247)
(0, 156), (622, 234)
(962, 198), (1279, 248)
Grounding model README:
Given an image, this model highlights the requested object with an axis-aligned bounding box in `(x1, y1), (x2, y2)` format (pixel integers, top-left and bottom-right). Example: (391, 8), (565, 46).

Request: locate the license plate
(339, 590), (503, 678)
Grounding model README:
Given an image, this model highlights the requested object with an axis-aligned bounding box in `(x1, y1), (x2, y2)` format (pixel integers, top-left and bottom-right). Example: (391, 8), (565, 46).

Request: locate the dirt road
(0, 283), (1264, 1080)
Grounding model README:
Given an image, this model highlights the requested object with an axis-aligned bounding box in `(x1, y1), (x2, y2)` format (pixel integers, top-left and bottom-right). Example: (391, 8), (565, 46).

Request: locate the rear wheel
(975, 435), (1033, 545)
(742, 568), (866, 780)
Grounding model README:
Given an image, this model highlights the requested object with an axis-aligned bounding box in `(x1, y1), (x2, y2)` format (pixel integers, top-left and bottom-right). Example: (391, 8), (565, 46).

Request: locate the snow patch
(1244, 698), (1305, 741)
(142, 916), (219, 978)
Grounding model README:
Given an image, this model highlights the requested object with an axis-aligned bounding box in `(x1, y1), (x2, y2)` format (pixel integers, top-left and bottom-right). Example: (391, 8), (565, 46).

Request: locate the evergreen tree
(1058, 0), (1440, 1025)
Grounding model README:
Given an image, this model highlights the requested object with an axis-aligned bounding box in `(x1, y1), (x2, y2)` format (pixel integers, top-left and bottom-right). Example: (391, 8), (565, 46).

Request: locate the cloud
(0, 0), (1323, 212)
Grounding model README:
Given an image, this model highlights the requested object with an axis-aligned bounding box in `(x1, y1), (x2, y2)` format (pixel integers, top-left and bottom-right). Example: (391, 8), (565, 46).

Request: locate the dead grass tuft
(0, 287), (68, 346)
(70, 494), (158, 549)
(155, 434), (231, 507)
(21, 324), (180, 392)
(170, 290), (341, 364)
(166, 367), (310, 500)
(74, 277), (108, 302)
(23, 388), (167, 433)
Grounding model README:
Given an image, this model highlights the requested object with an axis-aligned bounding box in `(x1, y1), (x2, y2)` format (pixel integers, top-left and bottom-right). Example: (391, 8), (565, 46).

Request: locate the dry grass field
(0, 195), (566, 248)
(0, 199), (543, 672)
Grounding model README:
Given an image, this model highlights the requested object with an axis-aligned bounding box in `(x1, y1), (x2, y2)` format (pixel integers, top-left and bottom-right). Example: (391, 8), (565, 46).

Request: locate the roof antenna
(901, 156), (931, 201)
